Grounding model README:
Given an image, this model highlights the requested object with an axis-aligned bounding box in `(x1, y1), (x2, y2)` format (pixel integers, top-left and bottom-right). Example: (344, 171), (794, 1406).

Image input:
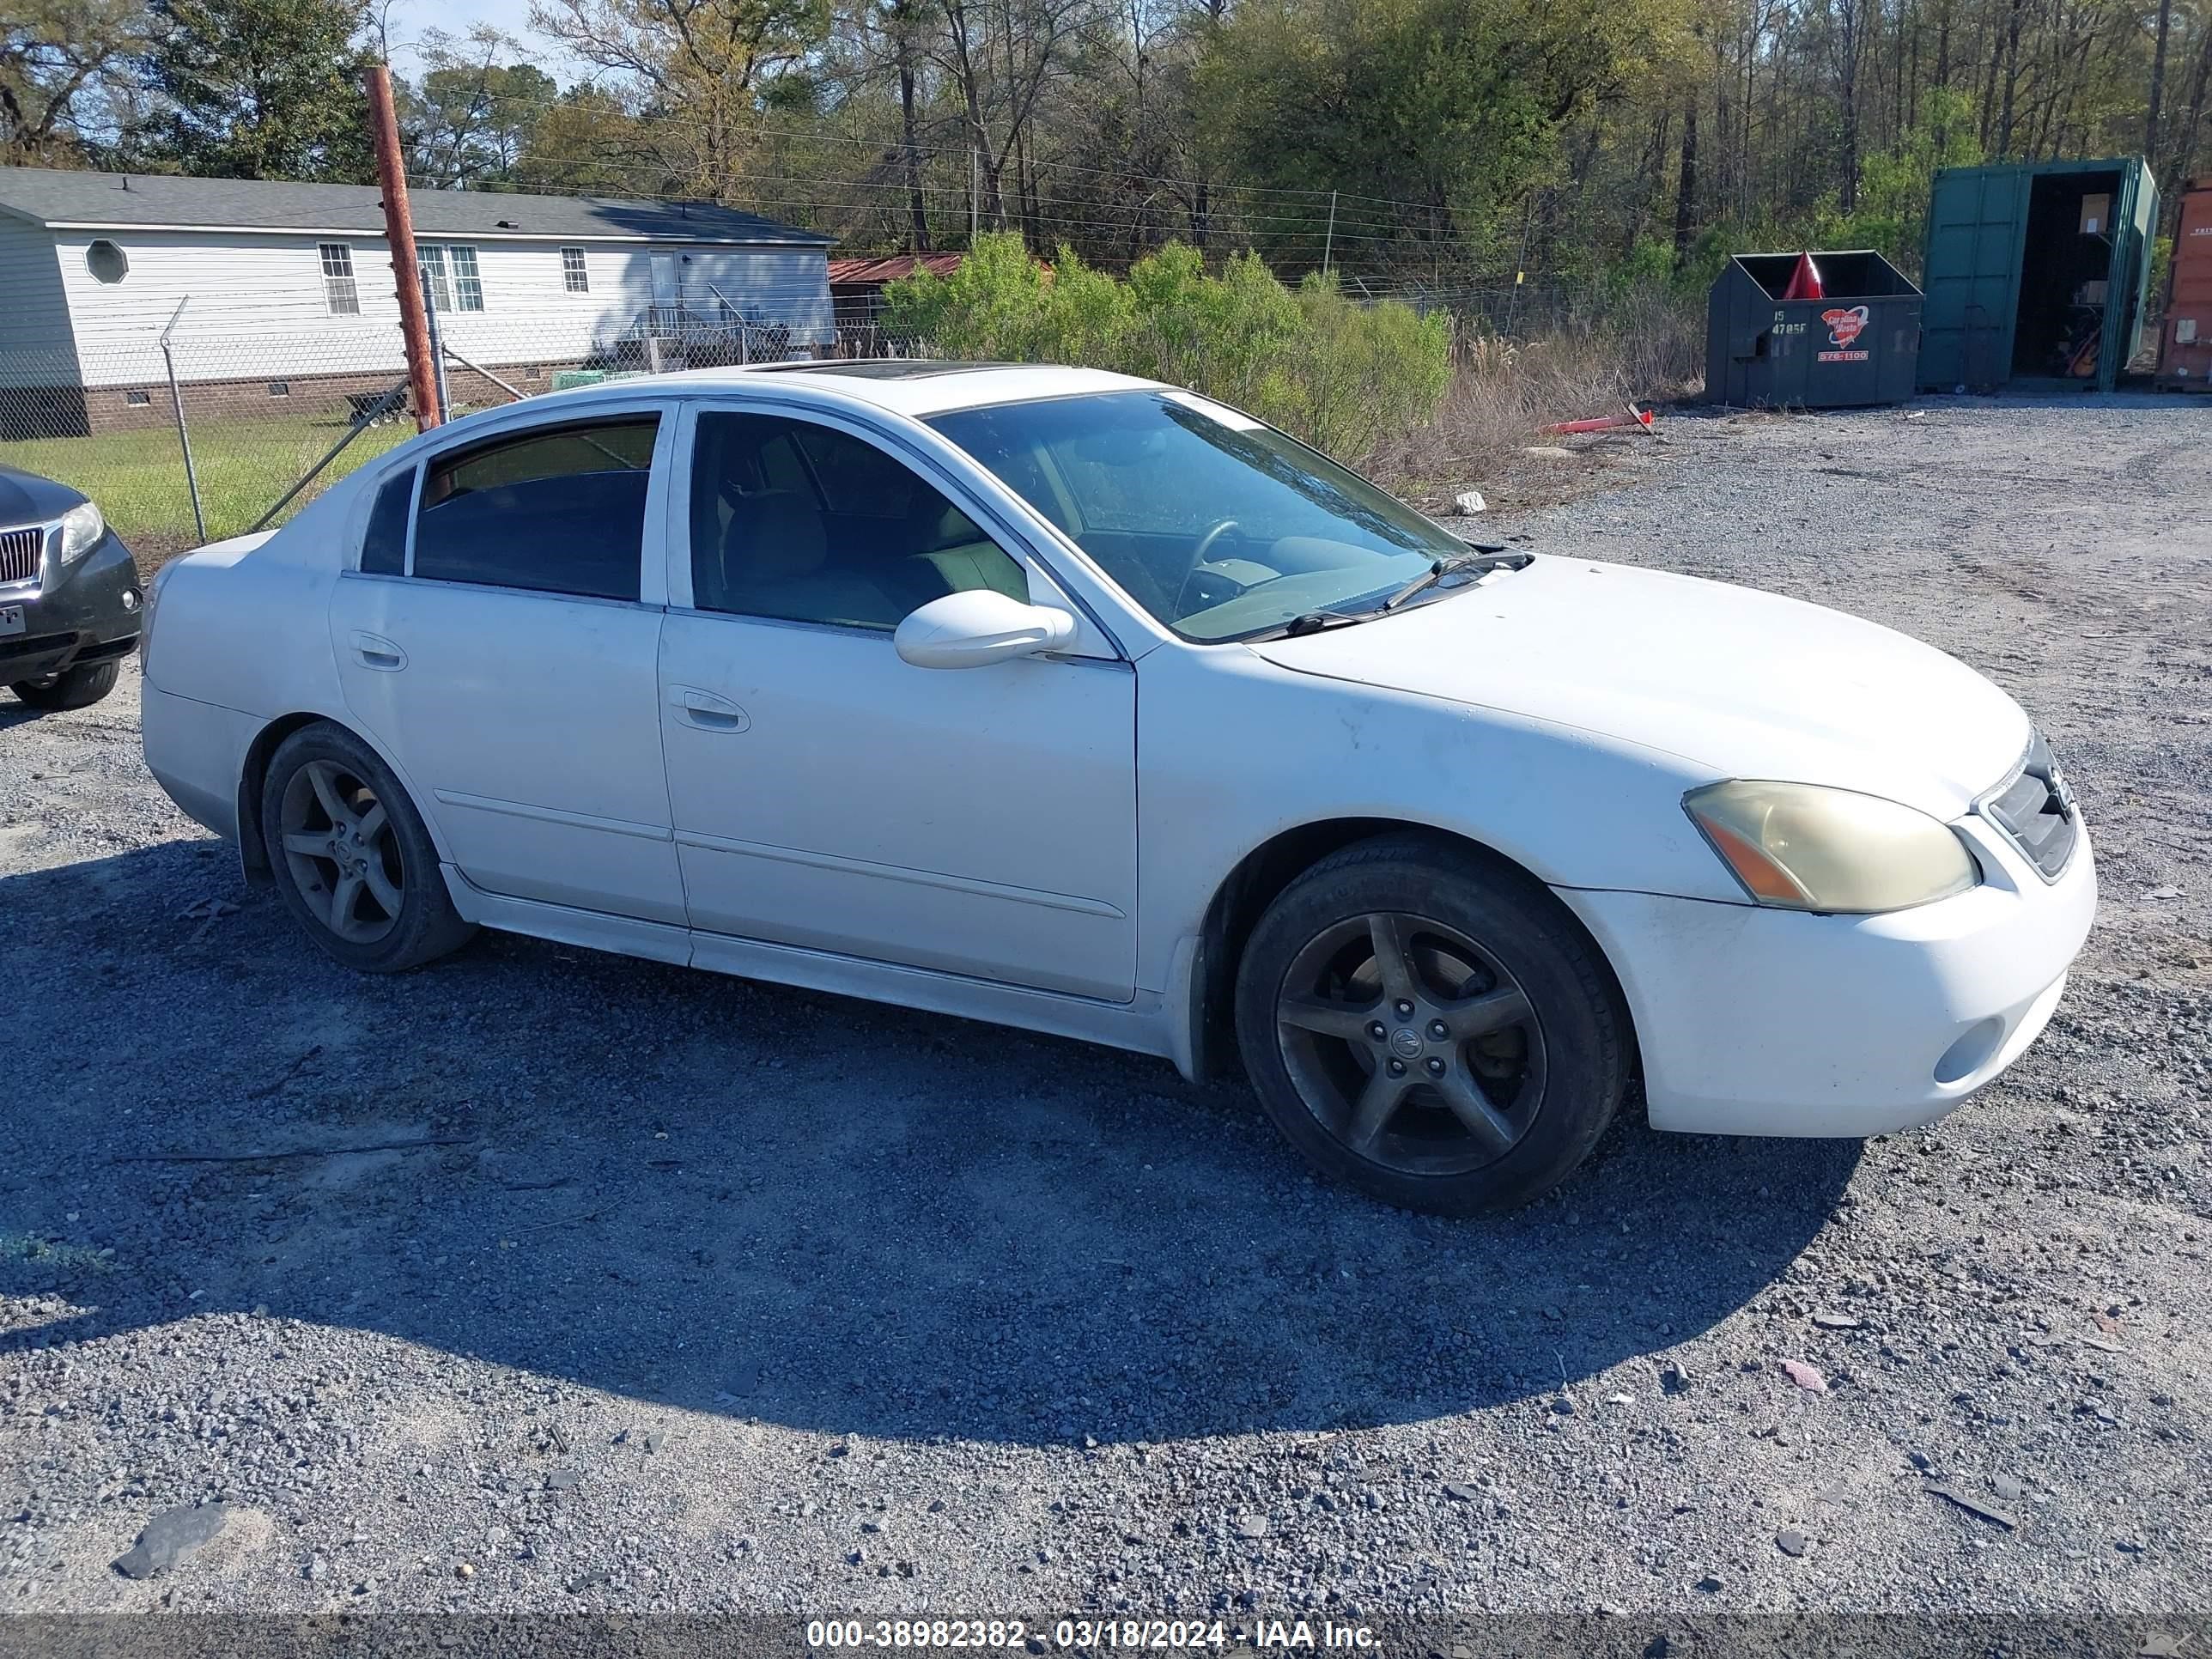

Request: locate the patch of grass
(0, 414), (413, 565)
(1366, 288), (1706, 512)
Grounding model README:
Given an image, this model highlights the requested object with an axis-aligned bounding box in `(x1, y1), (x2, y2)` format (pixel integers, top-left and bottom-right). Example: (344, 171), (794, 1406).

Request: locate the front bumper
(0, 531), (141, 684)
(1558, 811), (2096, 1137)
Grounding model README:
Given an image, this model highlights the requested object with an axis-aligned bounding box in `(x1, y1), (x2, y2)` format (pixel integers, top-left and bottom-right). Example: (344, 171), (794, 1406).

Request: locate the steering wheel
(1172, 518), (1243, 617)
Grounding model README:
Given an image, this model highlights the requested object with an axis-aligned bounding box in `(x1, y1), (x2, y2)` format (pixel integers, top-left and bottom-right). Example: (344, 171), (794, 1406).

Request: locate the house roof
(0, 167), (834, 246)
(826, 252), (964, 285)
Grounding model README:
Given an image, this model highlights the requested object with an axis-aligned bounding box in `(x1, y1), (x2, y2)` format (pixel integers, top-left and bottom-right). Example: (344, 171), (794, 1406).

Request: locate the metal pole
(1322, 191), (1337, 276)
(422, 276), (451, 420)
(248, 382), (409, 533)
(363, 64), (441, 433)
(971, 146), (981, 244)
(157, 298), (206, 544)
(440, 341), (525, 403)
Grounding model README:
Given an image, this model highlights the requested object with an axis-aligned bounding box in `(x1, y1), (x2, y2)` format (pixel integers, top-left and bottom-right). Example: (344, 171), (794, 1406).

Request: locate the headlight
(1684, 781), (1978, 914)
(58, 500), (105, 566)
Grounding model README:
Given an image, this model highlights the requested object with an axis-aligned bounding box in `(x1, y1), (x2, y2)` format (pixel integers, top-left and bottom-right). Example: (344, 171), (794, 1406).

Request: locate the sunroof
(750, 360), (1026, 380)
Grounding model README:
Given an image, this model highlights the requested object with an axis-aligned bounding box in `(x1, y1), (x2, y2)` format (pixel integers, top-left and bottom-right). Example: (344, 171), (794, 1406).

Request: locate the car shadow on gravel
(4, 844), (1862, 1445)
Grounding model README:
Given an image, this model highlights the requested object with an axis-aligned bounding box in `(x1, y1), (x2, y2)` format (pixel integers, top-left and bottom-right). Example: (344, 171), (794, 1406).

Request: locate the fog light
(121, 587), (141, 611)
(1933, 1016), (2005, 1085)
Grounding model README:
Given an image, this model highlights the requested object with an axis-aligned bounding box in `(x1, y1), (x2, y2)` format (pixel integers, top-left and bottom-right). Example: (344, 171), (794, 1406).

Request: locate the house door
(649, 250), (681, 330)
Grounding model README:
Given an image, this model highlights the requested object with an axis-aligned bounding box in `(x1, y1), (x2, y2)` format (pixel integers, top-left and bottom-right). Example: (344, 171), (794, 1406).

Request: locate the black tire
(1234, 834), (1628, 1214)
(9, 659), (120, 710)
(259, 721), (475, 972)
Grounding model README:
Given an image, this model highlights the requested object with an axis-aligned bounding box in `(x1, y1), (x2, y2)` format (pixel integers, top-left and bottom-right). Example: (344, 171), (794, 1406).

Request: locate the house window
(319, 243), (360, 314)
(125, 389), (151, 406)
(268, 381), (291, 398)
(418, 244), (485, 313)
(85, 240), (129, 283)
(561, 246), (589, 293)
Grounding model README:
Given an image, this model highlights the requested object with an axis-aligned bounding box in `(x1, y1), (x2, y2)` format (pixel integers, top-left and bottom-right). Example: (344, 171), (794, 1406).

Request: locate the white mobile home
(0, 167), (836, 435)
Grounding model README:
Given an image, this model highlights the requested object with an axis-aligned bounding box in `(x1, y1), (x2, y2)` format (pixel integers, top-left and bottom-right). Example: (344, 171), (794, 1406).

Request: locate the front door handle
(667, 684), (750, 732)
(349, 630), (406, 672)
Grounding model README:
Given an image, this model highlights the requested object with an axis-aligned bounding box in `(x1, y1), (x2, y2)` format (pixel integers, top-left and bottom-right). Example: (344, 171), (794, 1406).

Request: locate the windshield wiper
(1382, 546), (1531, 611)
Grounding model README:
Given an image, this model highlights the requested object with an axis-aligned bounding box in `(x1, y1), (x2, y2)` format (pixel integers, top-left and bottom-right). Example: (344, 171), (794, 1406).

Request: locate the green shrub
(880, 232), (1453, 456)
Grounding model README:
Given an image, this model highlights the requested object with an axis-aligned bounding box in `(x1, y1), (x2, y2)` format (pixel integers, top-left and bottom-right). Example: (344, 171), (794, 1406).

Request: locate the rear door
(328, 404), (687, 925)
(1920, 166), (2027, 391)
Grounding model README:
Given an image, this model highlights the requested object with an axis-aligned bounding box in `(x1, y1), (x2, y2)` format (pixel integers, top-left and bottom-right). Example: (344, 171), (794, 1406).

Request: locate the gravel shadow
(4, 842), (1859, 1446)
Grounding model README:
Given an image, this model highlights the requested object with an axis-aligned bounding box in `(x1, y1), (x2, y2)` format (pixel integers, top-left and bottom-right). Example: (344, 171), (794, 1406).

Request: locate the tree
(403, 28), (557, 187)
(3, 0), (151, 164)
(527, 0), (834, 191)
(139, 0), (374, 179)
(1196, 0), (1685, 267)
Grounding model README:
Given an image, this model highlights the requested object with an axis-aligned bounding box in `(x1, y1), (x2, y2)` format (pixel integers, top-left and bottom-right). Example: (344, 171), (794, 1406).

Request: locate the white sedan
(139, 363), (2095, 1212)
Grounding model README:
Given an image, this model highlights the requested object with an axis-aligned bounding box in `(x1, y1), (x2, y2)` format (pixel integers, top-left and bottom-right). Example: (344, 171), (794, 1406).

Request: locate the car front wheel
(259, 723), (475, 972)
(9, 659), (120, 711)
(1234, 835), (1628, 1214)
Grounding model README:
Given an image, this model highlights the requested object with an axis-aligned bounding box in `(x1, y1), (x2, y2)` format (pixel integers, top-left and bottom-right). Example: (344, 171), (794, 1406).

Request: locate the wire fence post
(1322, 191), (1337, 275)
(157, 298), (206, 545)
(422, 279), (451, 421)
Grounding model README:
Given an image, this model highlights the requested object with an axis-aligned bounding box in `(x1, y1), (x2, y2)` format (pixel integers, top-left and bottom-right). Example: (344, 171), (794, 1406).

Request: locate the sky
(386, 0), (582, 78)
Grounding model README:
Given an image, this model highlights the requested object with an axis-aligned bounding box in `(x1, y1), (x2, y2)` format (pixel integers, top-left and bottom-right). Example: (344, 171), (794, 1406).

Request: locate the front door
(657, 405), (1139, 1001)
(329, 409), (686, 925)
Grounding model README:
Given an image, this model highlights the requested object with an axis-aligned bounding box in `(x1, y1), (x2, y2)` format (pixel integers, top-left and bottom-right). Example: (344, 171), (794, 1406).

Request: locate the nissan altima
(137, 363), (2094, 1212)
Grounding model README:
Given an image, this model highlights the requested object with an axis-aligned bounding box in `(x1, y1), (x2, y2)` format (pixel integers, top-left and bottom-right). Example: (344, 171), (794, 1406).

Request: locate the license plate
(0, 604), (22, 637)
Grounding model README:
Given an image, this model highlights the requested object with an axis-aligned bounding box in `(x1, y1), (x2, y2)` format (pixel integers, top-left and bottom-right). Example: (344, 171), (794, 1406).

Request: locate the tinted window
(415, 417), (659, 600)
(688, 412), (1027, 630)
(360, 467), (415, 575)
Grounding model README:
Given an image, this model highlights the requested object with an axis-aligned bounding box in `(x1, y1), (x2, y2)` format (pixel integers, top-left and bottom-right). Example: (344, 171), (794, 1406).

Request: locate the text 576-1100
(808, 1621), (1030, 1648)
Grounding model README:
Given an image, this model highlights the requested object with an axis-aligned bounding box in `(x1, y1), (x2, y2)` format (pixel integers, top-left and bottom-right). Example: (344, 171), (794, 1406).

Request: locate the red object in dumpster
(1780, 253), (1826, 301)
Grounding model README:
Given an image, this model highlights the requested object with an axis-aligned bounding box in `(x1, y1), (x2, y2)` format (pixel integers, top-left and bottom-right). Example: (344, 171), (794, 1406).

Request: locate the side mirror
(894, 588), (1078, 670)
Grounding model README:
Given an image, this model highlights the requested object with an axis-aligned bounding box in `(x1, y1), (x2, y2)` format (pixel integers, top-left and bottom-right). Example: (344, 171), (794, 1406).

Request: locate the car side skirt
(444, 867), (1184, 1067)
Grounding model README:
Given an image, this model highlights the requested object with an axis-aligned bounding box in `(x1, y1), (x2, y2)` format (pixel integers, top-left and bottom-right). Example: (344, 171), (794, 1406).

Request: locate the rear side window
(413, 416), (659, 600)
(360, 468), (415, 574)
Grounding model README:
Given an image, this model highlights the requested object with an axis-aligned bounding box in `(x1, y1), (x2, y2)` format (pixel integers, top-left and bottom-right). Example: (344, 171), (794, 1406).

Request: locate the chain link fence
(0, 283), (1583, 566)
(0, 306), (927, 565)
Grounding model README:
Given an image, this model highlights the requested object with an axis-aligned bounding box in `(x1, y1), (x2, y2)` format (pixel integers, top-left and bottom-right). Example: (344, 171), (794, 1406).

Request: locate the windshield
(927, 390), (1470, 641)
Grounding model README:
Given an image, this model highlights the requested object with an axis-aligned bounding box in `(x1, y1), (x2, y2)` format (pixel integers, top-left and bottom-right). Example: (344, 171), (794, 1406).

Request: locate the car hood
(1248, 556), (2031, 818)
(0, 465), (84, 528)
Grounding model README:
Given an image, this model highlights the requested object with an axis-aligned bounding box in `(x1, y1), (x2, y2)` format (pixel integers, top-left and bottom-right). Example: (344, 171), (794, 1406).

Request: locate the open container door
(1920, 165), (2027, 391)
(2099, 164), (2160, 392)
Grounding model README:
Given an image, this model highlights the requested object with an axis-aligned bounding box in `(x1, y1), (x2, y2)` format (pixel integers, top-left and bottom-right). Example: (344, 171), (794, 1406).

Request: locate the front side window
(688, 410), (1027, 630)
(418, 244), (485, 313)
(319, 242), (360, 314)
(929, 390), (1465, 641)
(414, 416), (659, 599)
(561, 246), (589, 292)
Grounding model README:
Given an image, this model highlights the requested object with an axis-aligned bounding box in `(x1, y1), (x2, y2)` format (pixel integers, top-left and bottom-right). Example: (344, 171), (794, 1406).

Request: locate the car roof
(536, 361), (1161, 420)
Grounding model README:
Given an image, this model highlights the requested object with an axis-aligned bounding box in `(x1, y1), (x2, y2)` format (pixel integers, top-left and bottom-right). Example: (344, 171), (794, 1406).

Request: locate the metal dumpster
(2155, 180), (2212, 390)
(1918, 156), (2159, 394)
(1705, 250), (1923, 408)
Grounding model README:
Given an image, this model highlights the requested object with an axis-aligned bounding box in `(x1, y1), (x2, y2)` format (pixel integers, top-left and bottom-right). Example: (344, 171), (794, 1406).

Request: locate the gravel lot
(3, 395), (2209, 1634)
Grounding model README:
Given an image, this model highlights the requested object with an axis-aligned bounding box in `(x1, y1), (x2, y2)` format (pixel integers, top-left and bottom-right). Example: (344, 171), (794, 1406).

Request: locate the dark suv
(1, 465), (141, 712)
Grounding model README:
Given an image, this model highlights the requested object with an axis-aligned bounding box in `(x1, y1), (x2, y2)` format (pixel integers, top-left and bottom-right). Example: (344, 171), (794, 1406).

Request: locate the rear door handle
(349, 630), (406, 672)
(667, 684), (750, 732)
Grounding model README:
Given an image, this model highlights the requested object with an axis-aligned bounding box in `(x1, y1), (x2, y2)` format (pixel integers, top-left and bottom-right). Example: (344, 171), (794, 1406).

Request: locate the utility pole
(363, 63), (441, 433)
(970, 145), (981, 245)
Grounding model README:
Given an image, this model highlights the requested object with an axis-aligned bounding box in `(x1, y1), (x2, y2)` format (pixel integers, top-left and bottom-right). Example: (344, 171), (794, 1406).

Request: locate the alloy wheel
(278, 758), (405, 945)
(1273, 910), (1548, 1176)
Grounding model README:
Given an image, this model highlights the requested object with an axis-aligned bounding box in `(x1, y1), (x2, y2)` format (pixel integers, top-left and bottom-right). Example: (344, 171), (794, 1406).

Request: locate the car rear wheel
(1234, 835), (1628, 1214)
(9, 659), (120, 711)
(260, 723), (475, 972)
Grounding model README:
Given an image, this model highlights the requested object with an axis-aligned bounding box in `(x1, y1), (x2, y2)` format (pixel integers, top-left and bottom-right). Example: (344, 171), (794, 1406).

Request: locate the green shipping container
(1918, 155), (2159, 395)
